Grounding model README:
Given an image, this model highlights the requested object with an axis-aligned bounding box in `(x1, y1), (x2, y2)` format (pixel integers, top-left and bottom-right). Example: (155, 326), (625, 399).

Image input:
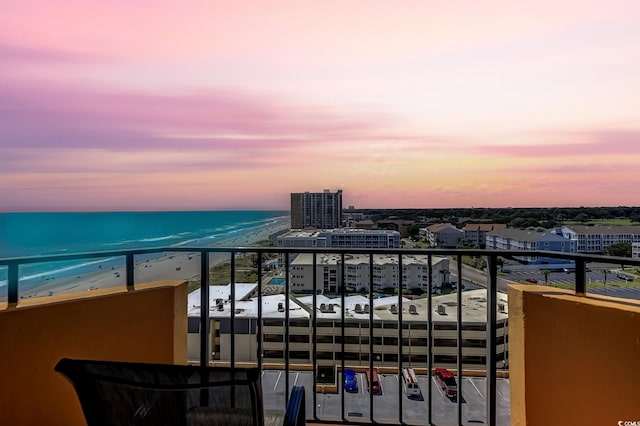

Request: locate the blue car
(344, 369), (358, 393)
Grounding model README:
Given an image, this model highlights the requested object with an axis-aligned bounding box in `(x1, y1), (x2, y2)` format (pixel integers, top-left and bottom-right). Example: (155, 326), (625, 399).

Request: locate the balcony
(1, 247), (639, 425)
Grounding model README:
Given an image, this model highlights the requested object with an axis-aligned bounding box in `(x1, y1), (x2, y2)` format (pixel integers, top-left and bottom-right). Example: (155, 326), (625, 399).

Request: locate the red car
(525, 278), (538, 283)
(434, 368), (457, 397)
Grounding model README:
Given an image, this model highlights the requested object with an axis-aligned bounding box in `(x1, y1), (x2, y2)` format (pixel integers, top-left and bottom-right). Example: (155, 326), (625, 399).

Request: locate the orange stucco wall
(509, 284), (640, 426)
(0, 281), (187, 426)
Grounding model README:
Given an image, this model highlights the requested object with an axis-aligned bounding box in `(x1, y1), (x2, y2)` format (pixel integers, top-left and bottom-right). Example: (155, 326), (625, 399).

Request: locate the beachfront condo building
(291, 189), (343, 229)
(289, 253), (449, 294)
(277, 228), (400, 250)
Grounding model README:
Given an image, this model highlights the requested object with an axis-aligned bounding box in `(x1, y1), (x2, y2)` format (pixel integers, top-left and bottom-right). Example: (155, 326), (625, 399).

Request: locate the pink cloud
(471, 130), (640, 158)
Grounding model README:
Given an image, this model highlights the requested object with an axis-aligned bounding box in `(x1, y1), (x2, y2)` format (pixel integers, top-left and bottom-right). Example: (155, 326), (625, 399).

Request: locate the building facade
(633, 242), (640, 259)
(559, 225), (640, 253)
(291, 189), (343, 229)
(485, 228), (576, 264)
(289, 253), (449, 293)
(419, 223), (463, 248)
(187, 288), (509, 370)
(277, 228), (401, 249)
(463, 223), (507, 248)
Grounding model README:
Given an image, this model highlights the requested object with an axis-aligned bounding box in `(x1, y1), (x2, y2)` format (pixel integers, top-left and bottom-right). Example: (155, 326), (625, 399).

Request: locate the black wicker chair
(56, 358), (297, 426)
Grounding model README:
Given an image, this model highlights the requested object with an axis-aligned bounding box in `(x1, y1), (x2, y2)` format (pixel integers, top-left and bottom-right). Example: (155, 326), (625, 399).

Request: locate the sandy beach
(20, 221), (289, 299)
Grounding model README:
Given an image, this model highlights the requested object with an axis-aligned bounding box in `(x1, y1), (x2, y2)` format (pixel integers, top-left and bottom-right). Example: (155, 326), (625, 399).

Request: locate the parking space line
(273, 371), (282, 391)
(432, 377), (445, 398)
(469, 378), (484, 399)
(293, 371), (299, 386)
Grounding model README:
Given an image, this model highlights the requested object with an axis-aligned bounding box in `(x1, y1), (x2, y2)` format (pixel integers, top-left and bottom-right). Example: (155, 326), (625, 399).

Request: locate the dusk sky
(2, 1), (639, 211)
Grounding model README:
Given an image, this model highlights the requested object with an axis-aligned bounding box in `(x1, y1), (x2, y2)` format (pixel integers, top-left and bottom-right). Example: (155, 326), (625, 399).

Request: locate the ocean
(0, 210), (289, 291)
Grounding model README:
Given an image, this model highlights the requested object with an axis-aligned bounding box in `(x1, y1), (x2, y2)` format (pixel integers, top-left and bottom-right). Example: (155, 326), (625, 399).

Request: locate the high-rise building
(290, 189), (342, 229)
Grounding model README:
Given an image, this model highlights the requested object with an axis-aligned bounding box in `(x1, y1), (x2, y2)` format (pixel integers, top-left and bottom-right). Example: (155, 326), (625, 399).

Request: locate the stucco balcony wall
(0, 281), (188, 426)
(509, 284), (640, 426)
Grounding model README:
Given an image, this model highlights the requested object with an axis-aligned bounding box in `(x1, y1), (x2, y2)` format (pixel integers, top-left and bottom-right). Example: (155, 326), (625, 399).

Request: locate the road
(449, 258), (513, 293)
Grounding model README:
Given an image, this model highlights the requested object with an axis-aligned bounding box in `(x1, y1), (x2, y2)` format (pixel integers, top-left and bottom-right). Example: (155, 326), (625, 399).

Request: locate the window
(290, 351), (309, 360)
(264, 334), (283, 342)
(383, 336), (398, 346)
(290, 320), (309, 328)
(434, 323), (457, 331)
(264, 319), (283, 327)
(315, 335), (333, 344)
(316, 352), (333, 360)
(434, 338), (457, 347)
(317, 321), (333, 328)
(462, 324), (486, 331)
(290, 335), (309, 343)
(462, 339), (486, 348)
(263, 350), (284, 359)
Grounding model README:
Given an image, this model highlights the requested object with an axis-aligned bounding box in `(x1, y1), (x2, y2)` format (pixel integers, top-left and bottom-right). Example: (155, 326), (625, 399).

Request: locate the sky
(1, 0), (640, 211)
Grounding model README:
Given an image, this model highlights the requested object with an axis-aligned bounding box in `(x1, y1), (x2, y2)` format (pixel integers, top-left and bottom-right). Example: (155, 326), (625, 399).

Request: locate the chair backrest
(55, 358), (263, 426)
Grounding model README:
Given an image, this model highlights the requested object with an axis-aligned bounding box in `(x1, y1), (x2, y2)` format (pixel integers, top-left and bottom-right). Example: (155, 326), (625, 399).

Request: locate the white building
(419, 223), (463, 248)
(560, 225), (640, 253)
(187, 286), (509, 370)
(289, 253), (450, 294)
(632, 242), (640, 259)
(277, 228), (401, 249)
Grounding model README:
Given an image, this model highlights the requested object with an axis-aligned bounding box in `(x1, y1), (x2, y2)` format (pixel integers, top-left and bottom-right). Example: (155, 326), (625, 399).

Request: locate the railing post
(486, 254), (498, 426)
(230, 252), (236, 370)
(427, 254), (433, 426)
(312, 253), (318, 421)
(8, 263), (19, 305)
(125, 253), (135, 290)
(199, 251), (210, 367)
(285, 252), (290, 405)
(257, 250), (263, 372)
(575, 258), (586, 296)
(368, 253), (375, 424)
(456, 255), (463, 425)
(397, 253), (403, 425)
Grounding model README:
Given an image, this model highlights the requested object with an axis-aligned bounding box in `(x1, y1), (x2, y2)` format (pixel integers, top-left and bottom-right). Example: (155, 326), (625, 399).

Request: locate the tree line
(354, 206), (640, 229)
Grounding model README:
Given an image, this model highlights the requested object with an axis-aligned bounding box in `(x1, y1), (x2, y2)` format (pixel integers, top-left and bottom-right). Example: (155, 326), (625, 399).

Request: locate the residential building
(632, 242), (640, 259)
(419, 223), (463, 248)
(277, 228), (400, 250)
(559, 225), (640, 253)
(289, 253), (449, 293)
(290, 189), (342, 229)
(187, 286), (508, 370)
(463, 223), (507, 248)
(485, 228), (576, 264)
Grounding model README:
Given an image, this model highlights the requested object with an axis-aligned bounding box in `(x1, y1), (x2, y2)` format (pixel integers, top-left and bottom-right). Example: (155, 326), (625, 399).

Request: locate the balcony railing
(2, 247), (639, 425)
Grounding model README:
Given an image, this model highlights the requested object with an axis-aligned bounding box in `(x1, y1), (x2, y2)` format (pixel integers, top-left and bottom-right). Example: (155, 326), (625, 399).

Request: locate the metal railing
(2, 247), (639, 425)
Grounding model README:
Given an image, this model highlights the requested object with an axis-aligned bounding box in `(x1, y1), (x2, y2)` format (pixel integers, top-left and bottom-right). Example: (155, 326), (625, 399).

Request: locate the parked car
(343, 369), (358, 393)
(525, 278), (538, 283)
(617, 273), (634, 282)
(434, 368), (457, 397)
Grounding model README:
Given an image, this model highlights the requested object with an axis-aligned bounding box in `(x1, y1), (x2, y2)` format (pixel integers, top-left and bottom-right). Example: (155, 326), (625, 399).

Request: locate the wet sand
(20, 223), (288, 299)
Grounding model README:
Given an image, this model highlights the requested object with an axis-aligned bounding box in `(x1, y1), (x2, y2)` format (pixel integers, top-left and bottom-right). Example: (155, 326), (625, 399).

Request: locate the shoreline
(19, 222), (289, 300)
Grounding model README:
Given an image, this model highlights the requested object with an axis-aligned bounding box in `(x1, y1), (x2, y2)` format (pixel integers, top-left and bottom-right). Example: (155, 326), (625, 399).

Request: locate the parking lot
(262, 370), (511, 425)
(502, 269), (640, 299)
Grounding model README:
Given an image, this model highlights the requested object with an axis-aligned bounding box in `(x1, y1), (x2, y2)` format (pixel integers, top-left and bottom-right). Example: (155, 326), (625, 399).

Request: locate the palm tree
(603, 269), (610, 296)
(541, 269), (551, 287)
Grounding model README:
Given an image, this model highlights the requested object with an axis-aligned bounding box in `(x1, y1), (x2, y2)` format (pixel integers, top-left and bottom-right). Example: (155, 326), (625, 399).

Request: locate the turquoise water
(0, 210), (289, 290)
(269, 277), (286, 285)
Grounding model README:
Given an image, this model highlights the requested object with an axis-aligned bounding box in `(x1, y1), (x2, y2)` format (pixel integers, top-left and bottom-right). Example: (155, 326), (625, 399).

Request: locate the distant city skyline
(2, 1), (640, 212)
